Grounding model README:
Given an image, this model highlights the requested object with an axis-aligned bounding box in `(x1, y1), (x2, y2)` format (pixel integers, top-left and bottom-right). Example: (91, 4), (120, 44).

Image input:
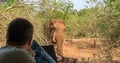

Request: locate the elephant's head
(44, 19), (66, 45)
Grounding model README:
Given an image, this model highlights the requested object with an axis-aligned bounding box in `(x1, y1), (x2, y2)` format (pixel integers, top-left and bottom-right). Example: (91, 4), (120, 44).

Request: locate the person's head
(6, 18), (34, 50)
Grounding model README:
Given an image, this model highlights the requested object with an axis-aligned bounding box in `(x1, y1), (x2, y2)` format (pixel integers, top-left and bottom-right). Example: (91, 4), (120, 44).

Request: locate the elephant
(44, 19), (66, 61)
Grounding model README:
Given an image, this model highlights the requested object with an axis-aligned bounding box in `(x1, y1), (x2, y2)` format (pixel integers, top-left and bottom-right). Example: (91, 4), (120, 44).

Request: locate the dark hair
(6, 18), (33, 45)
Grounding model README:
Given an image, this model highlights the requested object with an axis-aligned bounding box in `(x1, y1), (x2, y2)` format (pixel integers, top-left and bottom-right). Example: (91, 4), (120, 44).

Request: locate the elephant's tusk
(53, 38), (56, 42)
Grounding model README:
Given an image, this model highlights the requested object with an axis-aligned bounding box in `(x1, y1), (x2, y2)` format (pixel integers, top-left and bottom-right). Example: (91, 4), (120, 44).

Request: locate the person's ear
(28, 38), (33, 46)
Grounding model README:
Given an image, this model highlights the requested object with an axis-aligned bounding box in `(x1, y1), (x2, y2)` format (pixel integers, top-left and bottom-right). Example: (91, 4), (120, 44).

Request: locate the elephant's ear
(49, 21), (56, 33)
(61, 20), (65, 26)
(60, 20), (66, 32)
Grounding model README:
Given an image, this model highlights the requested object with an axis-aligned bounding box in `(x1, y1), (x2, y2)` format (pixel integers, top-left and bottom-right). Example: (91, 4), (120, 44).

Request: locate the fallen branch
(0, 3), (24, 20)
(1, 3), (24, 12)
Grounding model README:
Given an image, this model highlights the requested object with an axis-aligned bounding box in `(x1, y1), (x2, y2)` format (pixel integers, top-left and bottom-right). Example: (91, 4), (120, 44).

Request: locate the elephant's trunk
(54, 32), (64, 56)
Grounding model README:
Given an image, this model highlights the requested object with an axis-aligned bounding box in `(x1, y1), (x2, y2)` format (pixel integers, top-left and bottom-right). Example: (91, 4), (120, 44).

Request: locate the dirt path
(63, 39), (100, 60)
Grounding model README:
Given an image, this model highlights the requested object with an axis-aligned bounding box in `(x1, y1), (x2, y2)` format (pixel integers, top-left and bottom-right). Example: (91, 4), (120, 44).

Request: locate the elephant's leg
(54, 44), (63, 62)
(57, 42), (63, 56)
(54, 45), (57, 54)
(56, 45), (64, 63)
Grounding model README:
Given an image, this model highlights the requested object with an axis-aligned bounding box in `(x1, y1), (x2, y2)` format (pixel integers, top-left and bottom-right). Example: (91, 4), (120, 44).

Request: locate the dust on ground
(63, 38), (103, 61)
(63, 38), (120, 62)
(63, 43), (98, 59)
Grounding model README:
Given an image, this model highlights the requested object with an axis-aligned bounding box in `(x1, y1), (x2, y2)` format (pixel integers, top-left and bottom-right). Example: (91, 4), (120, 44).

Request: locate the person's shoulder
(0, 46), (36, 63)
(0, 46), (26, 54)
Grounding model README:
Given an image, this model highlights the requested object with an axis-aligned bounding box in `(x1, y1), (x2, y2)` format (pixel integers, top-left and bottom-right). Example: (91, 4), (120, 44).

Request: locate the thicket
(97, 0), (120, 62)
(0, 0), (119, 42)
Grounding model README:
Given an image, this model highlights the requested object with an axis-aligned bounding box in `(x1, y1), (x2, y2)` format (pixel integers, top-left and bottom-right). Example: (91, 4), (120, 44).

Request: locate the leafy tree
(97, 0), (120, 62)
(38, 0), (73, 20)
